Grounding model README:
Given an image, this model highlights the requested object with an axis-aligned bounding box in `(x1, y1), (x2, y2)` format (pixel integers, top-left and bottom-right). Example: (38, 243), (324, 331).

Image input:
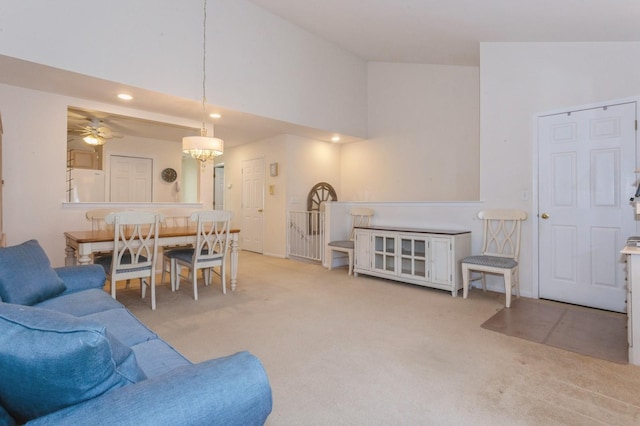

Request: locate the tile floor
(481, 297), (628, 364)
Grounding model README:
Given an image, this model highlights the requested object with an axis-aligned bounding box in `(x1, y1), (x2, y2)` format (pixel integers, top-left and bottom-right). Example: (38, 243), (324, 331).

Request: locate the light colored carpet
(118, 251), (640, 425)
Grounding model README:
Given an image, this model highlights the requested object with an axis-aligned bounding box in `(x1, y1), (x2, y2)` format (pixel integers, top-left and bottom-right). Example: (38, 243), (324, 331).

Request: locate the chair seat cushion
(328, 240), (354, 249)
(462, 255), (518, 269)
(164, 247), (194, 261)
(0, 302), (145, 423)
(94, 254), (150, 274)
(165, 248), (222, 263)
(0, 240), (66, 305)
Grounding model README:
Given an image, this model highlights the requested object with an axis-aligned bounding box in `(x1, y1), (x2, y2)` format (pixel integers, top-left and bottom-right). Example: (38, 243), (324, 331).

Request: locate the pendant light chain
(200, 0), (208, 137)
(182, 0), (223, 164)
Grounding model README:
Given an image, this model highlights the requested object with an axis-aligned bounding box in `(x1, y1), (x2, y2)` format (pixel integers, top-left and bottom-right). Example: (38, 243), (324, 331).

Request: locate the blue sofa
(0, 240), (272, 425)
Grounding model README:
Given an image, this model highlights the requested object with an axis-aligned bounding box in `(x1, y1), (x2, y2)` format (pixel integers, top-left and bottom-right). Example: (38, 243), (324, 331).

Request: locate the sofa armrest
(54, 265), (106, 295)
(27, 351), (272, 426)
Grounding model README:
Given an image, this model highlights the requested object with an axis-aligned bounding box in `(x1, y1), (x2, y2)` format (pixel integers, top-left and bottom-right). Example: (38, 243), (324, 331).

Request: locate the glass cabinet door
(399, 236), (427, 279)
(373, 234), (395, 272)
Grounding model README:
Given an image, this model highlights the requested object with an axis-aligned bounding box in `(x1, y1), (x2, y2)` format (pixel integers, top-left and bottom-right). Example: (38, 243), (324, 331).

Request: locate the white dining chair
(461, 209), (527, 308)
(94, 211), (163, 310)
(158, 208), (197, 286)
(327, 207), (374, 275)
(164, 210), (232, 301)
(86, 208), (123, 231)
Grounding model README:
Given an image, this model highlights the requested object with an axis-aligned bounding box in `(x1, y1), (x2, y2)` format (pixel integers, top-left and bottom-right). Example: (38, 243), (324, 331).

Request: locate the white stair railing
(287, 211), (324, 262)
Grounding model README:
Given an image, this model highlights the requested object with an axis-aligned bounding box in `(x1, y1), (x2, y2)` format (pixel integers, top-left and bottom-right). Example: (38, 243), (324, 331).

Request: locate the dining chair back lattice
(165, 210), (232, 301)
(95, 211), (163, 310)
(461, 209), (527, 308)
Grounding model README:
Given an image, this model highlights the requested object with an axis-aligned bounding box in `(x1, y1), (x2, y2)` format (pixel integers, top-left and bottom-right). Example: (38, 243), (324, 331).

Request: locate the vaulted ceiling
(248, 0), (640, 65)
(4, 1), (640, 146)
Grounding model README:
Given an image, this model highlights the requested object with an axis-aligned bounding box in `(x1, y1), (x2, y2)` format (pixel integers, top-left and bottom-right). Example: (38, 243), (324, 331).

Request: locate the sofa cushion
(84, 308), (158, 346)
(36, 288), (124, 317)
(0, 240), (66, 305)
(0, 302), (145, 423)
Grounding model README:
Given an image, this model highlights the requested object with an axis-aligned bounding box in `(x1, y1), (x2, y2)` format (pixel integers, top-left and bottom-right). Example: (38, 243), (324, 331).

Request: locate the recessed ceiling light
(117, 93), (133, 101)
(209, 113), (221, 119)
(331, 135), (341, 143)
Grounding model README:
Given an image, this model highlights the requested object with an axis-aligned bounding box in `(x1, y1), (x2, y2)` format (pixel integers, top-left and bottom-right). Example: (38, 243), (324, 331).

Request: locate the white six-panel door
(538, 102), (637, 312)
(241, 158), (264, 253)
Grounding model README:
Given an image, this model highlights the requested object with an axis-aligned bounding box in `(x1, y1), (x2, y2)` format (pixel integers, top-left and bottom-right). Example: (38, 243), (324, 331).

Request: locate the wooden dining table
(64, 227), (241, 291)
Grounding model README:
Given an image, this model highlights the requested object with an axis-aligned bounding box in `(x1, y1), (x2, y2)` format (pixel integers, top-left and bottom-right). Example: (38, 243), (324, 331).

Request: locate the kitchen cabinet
(354, 226), (471, 296)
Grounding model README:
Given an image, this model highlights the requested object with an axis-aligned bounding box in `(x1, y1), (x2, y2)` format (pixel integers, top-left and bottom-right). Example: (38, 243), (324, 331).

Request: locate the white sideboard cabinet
(621, 242), (640, 365)
(354, 226), (471, 296)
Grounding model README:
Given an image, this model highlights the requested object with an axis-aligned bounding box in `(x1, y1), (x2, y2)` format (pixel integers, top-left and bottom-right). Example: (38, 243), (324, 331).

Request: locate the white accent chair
(461, 209), (527, 308)
(94, 211), (163, 310)
(327, 207), (374, 275)
(164, 210), (232, 301)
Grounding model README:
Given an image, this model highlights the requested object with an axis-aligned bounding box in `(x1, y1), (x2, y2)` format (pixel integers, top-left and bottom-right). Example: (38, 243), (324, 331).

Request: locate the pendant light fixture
(182, 0), (224, 164)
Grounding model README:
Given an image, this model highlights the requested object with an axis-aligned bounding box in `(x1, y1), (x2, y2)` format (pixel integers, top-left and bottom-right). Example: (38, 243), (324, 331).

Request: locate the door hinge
(635, 120), (638, 131)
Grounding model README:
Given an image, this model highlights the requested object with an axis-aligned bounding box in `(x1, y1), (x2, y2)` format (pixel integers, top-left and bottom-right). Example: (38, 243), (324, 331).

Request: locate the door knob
(258, 209), (263, 213)
(541, 213), (549, 219)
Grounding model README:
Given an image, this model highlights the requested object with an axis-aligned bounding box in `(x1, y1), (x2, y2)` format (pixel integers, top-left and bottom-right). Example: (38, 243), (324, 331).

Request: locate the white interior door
(538, 102), (637, 312)
(110, 155), (152, 202)
(241, 158), (264, 253)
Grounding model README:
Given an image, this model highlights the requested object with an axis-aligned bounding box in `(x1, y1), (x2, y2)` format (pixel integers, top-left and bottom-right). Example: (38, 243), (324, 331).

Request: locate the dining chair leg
(221, 264), (227, 294)
(193, 268), (199, 301)
(169, 259), (177, 291)
(150, 275), (156, 310)
(111, 277), (117, 299)
(161, 258), (168, 286)
(462, 264), (470, 299)
(141, 278), (147, 299)
(175, 263), (182, 291)
(504, 273), (513, 308)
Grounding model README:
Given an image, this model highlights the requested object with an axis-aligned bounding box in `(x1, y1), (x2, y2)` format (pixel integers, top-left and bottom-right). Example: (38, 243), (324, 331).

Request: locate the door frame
(532, 95), (640, 301)
(213, 163), (225, 210)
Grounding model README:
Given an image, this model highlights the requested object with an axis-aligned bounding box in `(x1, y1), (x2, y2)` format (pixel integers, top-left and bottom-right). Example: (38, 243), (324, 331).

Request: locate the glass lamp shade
(83, 135), (105, 146)
(182, 136), (224, 161)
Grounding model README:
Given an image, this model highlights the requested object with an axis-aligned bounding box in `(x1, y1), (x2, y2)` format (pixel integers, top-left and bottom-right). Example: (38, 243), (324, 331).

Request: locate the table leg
(65, 244), (77, 266)
(230, 234), (239, 291)
(77, 244), (93, 265)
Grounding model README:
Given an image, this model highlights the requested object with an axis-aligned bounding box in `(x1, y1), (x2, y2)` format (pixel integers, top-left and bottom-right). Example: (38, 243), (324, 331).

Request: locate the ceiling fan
(76, 119), (123, 146)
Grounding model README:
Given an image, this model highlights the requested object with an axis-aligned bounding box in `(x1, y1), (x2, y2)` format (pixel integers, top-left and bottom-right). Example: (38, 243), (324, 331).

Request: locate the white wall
(0, 83), (206, 265)
(0, 0), (367, 138)
(480, 41), (640, 297)
(222, 135), (286, 257)
(285, 135), (342, 210)
(341, 62), (480, 201)
(222, 134), (341, 258)
(102, 136), (182, 203)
